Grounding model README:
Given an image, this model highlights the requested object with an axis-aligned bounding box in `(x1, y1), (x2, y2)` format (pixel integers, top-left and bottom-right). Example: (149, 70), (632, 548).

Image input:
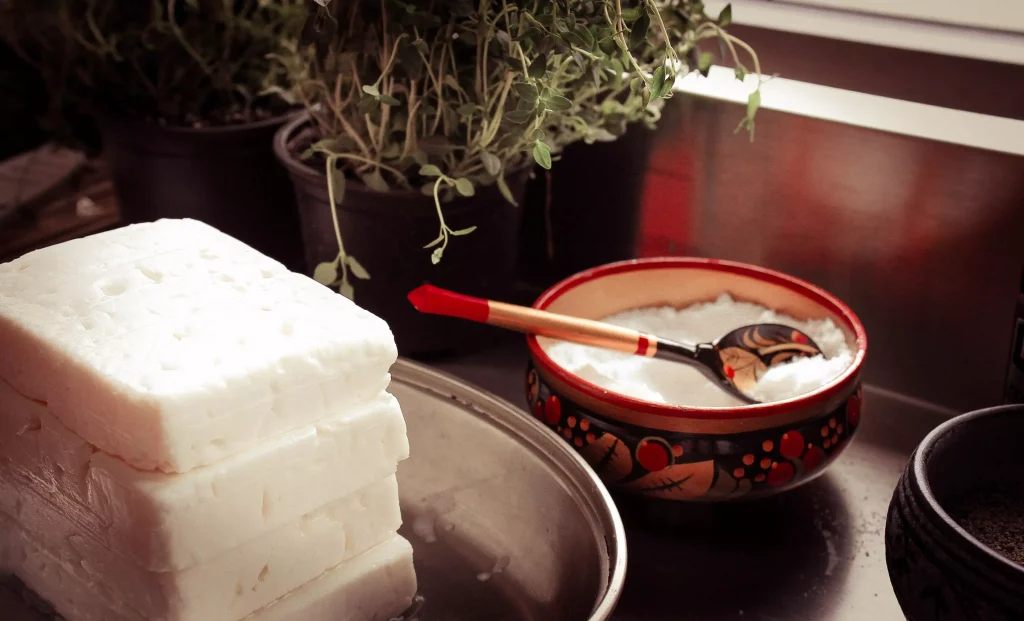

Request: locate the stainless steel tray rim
(393, 358), (628, 621)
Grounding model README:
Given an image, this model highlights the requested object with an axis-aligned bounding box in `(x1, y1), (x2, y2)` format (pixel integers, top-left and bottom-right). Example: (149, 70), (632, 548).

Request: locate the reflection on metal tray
(0, 359), (626, 621)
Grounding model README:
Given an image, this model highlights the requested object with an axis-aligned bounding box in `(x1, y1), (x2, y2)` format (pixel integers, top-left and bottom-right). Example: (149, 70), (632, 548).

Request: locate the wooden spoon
(407, 284), (823, 404)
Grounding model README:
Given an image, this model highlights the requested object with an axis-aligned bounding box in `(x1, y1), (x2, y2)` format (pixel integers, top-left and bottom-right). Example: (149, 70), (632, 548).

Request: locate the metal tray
(2, 359), (627, 621)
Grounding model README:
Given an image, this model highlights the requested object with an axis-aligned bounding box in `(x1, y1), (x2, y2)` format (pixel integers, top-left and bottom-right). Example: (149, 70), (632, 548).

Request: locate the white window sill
(703, 0), (1024, 66)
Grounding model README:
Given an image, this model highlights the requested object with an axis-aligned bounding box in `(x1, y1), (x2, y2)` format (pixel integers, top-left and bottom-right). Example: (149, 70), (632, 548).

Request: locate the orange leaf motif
(622, 461), (716, 500)
(719, 346), (767, 387)
(579, 433), (633, 483)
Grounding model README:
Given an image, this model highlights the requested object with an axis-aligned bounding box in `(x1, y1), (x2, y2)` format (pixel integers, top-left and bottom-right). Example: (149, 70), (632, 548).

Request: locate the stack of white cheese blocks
(0, 219), (417, 621)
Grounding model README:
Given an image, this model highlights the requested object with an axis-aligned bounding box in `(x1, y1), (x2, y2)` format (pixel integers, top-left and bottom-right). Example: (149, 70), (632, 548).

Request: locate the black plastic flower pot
(99, 113), (306, 271)
(274, 114), (529, 356)
(518, 123), (655, 289)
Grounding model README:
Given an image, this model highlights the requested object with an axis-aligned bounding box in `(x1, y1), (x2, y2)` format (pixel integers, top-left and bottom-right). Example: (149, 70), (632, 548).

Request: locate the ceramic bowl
(523, 257), (868, 502)
(885, 404), (1024, 621)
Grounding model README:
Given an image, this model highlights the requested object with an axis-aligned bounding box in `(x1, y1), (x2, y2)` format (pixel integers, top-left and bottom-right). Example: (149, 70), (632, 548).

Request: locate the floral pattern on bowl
(527, 364), (862, 501)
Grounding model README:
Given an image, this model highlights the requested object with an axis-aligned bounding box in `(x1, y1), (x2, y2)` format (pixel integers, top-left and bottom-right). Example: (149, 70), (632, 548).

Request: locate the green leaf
(641, 85), (652, 110)
(419, 164), (442, 177)
(546, 95), (572, 111)
(457, 103), (477, 117)
(497, 175), (518, 206)
(431, 246), (444, 265)
(443, 75), (461, 90)
(481, 152), (501, 176)
(329, 163), (346, 206)
(346, 256), (371, 280)
(719, 4), (733, 27)
(412, 149), (429, 166)
(504, 109), (534, 124)
(620, 6), (644, 22)
(699, 52), (714, 76)
(528, 56), (546, 79)
(574, 25), (594, 49)
(735, 67), (748, 81)
(381, 143), (401, 159)
(454, 178), (475, 197)
(747, 89), (761, 118)
(450, 226), (477, 236)
(513, 82), (538, 103)
(424, 234), (444, 248)
(357, 95), (378, 115)
(530, 128), (545, 141)
(313, 262), (338, 286)
(563, 30), (587, 49)
(413, 39), (429, 54)
(362, 84), (380, 97)
(362, 170), (390, 192)
(629, 14), (649, 50)
(379, 94), (401, 106)
(651, 66), (668, 100)
(339, 280), (355, 300)
(533, 141), (552, 170)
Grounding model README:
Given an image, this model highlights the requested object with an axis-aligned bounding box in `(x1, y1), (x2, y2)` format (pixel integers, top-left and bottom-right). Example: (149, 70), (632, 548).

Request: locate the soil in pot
(948, 486), (1024, 566)
(100, 113), (306, 272)
(275, 115), (529, 356)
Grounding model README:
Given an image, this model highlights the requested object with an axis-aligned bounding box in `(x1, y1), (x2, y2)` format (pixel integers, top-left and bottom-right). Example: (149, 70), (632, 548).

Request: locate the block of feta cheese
(0, 523), (417, 621)
(0, 219), (399, 473)
(0, 475), (402, 621)
(0, 377), (408, 571)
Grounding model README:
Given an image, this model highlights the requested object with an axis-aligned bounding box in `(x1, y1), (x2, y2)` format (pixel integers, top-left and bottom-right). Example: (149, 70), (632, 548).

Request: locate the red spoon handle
(407, 284), (658, 357)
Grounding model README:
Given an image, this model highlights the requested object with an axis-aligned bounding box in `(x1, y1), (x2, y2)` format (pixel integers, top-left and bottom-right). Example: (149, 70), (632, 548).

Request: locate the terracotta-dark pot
(273, 114), (529, 356)
(886, 404), (1024, 621)
(524, 257), (868, 502)
(99, 113), (305, 271)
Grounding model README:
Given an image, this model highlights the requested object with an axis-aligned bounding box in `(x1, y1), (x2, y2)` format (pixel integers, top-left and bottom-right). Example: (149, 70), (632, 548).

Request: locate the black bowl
(886, 404), (1024, 620)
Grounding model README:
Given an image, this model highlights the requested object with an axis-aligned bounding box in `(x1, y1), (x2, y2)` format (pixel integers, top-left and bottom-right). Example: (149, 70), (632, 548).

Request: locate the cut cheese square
(249, 536), (417, 621)
(0, 526), (417, 621)
(0, 377), (409, 571)
(0, 475), (402, 621)
(0, 219), (399, 473)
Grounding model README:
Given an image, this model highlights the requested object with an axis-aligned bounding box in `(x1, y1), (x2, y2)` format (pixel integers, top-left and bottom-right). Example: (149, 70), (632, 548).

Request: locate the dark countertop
(426, 335), (949, 621)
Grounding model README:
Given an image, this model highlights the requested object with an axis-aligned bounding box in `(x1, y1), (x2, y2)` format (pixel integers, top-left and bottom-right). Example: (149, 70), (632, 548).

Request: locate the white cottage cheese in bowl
(542, 294), (854, 407)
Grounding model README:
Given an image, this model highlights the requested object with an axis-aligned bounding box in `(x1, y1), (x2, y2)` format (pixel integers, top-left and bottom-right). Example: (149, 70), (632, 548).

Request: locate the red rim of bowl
(527, 257), (869, 421)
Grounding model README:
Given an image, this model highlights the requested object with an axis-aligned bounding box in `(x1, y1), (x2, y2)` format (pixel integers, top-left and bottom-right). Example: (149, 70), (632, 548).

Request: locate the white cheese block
(0, 377), (409, 571)
(0, 475), (402, 621)
(0, 219), (399, 473)
(0, 526), (417, 621)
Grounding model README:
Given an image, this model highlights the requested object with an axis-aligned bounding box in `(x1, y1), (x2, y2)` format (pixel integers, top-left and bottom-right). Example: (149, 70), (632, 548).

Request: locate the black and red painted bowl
(524, 257), (868, 502)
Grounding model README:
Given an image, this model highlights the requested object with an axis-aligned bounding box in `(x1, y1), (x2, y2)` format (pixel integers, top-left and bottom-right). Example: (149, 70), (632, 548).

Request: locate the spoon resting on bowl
(407, 284), (823, 404)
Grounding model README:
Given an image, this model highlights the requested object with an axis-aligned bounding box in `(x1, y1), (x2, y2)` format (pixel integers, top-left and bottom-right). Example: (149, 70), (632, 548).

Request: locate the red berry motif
(532, 400), (545, 422)
(545, 395), (561, 426)
(636, 438), (672, 472)
(802, 446), (824, 472)
(779, 431), (804, 459)
(847, 394), (861, 427)
(723, 364), (735, 379)
(767, 461), (795, 486)
(526, 371), (539, 403)
(792, 330), (809, 344)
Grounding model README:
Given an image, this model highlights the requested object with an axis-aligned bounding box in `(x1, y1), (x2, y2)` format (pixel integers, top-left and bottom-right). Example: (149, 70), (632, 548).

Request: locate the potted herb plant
(0, 0), (309, 269)
(274, 0), (760, 353)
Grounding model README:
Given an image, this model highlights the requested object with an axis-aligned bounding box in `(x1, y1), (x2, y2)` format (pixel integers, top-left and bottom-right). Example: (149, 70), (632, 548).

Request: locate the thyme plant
(0, 0), (307, 129)
(295, 0), (763, 297)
